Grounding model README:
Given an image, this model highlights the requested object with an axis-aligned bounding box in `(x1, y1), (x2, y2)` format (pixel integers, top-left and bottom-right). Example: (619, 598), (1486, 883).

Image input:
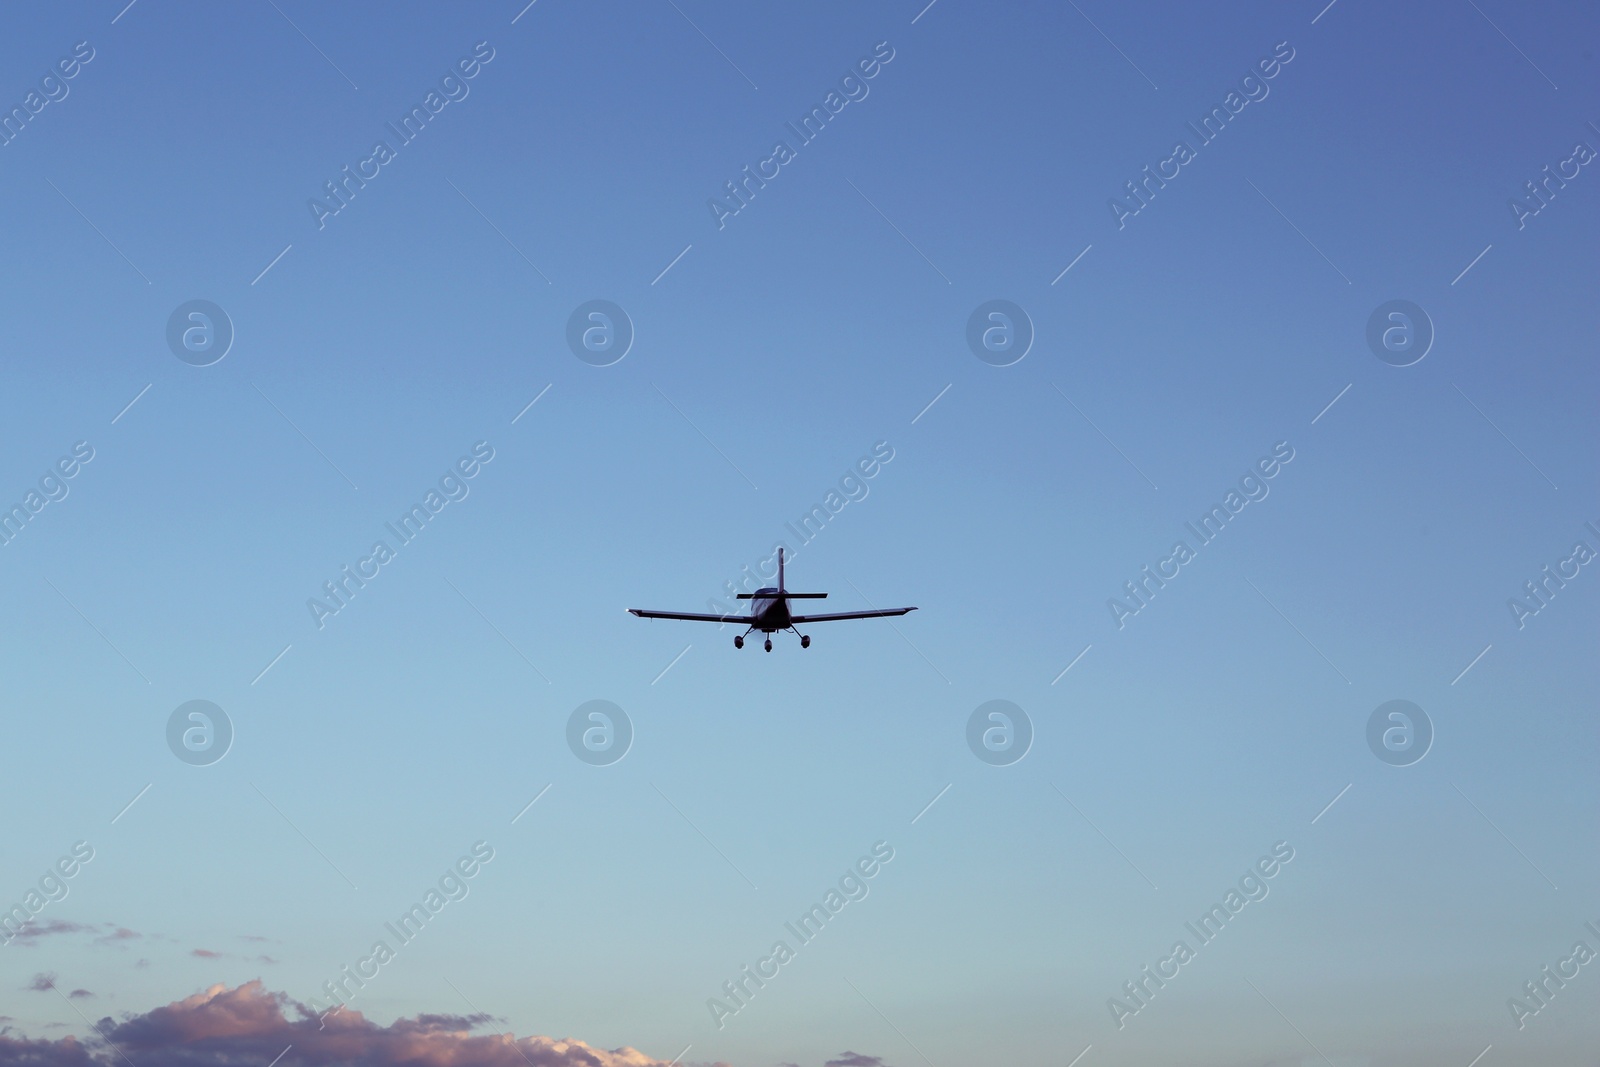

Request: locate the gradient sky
(1, 2), (1597, 1066)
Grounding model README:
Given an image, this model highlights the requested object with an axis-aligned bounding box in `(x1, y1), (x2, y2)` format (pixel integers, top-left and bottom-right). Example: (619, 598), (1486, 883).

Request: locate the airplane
(628, 549), (916, 651)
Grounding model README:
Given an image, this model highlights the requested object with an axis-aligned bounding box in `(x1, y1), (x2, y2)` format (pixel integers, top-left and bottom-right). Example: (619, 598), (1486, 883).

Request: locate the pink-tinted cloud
(67, 992), (92, 1001)
(826, 1055), (887, 1067)
(6, 921), (92, 945)
(25, 974), (57, 992)
(94, 928), (139, 947)
(185, 948), (278, 965)
(4, 921), (141, 949)
(0, 982), (721, 1067)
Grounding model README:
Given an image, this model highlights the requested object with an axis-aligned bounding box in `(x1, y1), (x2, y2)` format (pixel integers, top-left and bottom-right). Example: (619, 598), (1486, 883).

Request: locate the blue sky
(0, 2), (1596, 1066)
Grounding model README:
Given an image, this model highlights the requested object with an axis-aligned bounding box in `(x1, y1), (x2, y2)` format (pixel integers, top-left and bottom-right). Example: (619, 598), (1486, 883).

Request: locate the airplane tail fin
(743, 547), (821, 599)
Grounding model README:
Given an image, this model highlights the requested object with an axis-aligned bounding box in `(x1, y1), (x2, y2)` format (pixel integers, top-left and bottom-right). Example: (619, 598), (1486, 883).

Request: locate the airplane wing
(628, 609), (751, 623)
(790, 607), (917, 623)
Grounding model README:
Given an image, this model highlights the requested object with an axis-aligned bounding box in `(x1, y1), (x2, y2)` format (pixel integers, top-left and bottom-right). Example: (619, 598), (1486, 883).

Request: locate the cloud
(3, 921), (142, 949)
(94, 928), (140, 947)
(5, 920), (92, 946)
(186, 948), (278, 965)
(826, 1055), (887, 1067)
(0, 982), (722, 1067)
(25, 974), (57, 992)
(68, 992), (92, 1001)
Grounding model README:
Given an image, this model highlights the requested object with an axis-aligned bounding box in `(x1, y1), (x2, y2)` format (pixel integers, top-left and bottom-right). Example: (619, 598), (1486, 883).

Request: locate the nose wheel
(763, 638), (772, 652)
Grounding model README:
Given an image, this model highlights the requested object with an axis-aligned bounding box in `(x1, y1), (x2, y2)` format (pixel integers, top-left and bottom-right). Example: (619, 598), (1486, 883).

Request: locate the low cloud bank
(0, 981), (706, 1067)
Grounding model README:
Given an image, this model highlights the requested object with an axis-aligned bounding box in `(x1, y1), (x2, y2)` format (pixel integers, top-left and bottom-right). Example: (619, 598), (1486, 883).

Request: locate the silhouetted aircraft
(629, 549), (915, 651)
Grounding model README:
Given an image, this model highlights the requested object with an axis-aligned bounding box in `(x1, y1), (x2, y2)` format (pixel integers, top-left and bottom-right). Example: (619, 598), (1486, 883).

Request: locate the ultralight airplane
(628, 549), (916, 651)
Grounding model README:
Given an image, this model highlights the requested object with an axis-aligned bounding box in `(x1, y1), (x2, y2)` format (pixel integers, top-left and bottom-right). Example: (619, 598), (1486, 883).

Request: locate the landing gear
(764, 638), (772, 652)
(800, 634), (810, 648)
(733, 635), (744, 649)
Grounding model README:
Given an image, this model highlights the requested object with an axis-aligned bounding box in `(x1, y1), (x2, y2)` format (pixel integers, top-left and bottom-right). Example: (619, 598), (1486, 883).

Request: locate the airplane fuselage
(749, 587), (791, 632)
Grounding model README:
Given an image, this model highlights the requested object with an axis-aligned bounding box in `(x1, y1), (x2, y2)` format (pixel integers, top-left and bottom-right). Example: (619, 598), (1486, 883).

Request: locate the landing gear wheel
(764, 638), (772, 652)
(800, 635), (810, 648)
(733, 635), (744, 649)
